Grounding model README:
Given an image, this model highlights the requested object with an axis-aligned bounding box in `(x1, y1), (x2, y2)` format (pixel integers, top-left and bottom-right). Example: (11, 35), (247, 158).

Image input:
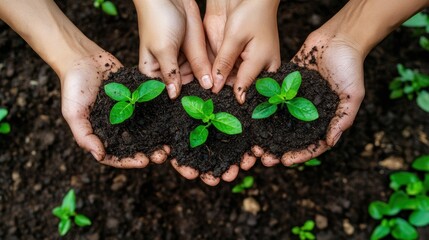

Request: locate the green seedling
(252, 71), (319, 121)
(368, 155), (429, 240)
(93, 0), (118, 16)
(0, 108), (10, 134)
(403, 12), (429, 51)
(292, 220), (316, 240)
(389, 64), (429, 112)
(232, 176), (255, 193)
(181, 96), (242, 148)
(290, 158), (322, 171)
(104, 80), (165, 124)
(52, 189), (92, 236)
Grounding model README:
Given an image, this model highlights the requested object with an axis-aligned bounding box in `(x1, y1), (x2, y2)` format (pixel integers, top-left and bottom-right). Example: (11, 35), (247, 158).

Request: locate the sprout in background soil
(181, 96), (242, 148)
(93, 0), (118, 16)
(232, 176), (254, 193)
(402, 12), (429, 51)
(104, 80), (165, 124)
(52, 189), (92, 236)
(368, 155), (429, 240)
(290, 158), (321, 171)
(0, 108), (10, 134)
(252, 71), (319, 121)
(292, 220), (316, 240)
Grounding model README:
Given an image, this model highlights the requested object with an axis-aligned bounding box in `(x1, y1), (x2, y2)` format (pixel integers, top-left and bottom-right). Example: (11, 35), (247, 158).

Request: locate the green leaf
(61, 189), (76, 214)
(420, 36), (429, 51)
(190, 125), (208, 148)
(413, 155), (429, 172)
(416, 74), (429, 88)
(406, 181), (424, 195)
(417, 90), (429, 112)
(389, 172), (419, 191)
(255, 78), (281, 97)
(403, 12), (429, 28)
(101, 1), (118, 16)
(252, 102), (277, 119)
(59, 218), (72, 236)
(409, 210), (429, 227)
(369, 201), (390, 220)
(52, 207), (69, 220)
(109, 102), (134, 124)
(424, 174), (429, 192)
(304, 232), (316, 240)
(135, 80), (165, 103)
(0, 108), (8, 121)
(74, 214), (92, 227)
(291, 226), (300, 235)
(304, 158), (321, 166)
(390, 89), (403, 99)
(202, 99), (214, 117)
(212, 112), (242, 135)
(389, 79), (402, 90)
(286, 97), (319, 121)
(268, 95), (284, 105)
(416, 195), (429, 210)
(403, 85), (415, 94)
(370, 224), (391, 240)
(390, 218), (418, 240)
(397, 64), (415, 81)
(282, 71), (302, 100)
(104, 83), (131, 102)
(181, 96), (206, 120)
(232, 185), (245, 193)
(301, 220), (315, 231)
(242, 176), (254, 188)
(388, 191), (409, 214)
(0, 122), (11, 134)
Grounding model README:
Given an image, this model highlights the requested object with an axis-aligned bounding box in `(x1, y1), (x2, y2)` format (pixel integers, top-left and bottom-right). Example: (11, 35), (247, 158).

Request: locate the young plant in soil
(0, 108), (11, 134)
(252, 71), (319, 121)
(52, 189), (92, 236)
(290, 158), (321, 171)
(389, 64), (429, 112)
(232, 176), (255, 193)
(402, 12), (429, 51)
(291, 220), (316, 240)
(181, 96), (242, 148)
(104, 80), (165, 124)
(368, 155), (429, 240)
(93, 0), (118, 16)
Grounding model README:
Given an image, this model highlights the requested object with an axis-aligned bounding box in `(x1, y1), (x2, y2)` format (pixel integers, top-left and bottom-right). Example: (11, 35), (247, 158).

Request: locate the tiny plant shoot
(181, 96), (242, 148)
(0, 108), (11, 134)
(104, 80), (165, 124)
(93, 0), (118, 16)
(52, 189), (92, 236)
(232, 176), (255, 193)
(292, 220), (316, 240)
(402, 12), (429, 51)
(252, 71), (319, 121)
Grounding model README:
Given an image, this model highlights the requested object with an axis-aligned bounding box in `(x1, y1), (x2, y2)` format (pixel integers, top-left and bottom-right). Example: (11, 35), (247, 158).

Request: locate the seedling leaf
(304, 158), (321, 166)
(416, 195), (429, 210)
(370, 224), (390, 240)
(252, 102), (277, 119)
(101, 1), (118, 16)
(389, 172), (419, 190)
(420, 36), (429, 51)
(203, 99), (214, 116)
(256, 78), (281, 97)
(52, 207), (68, 220)
(190, 125), (209, 148)
(282, 71), (302, 100)
(303, 232), (315, 240)
(390, 89), (403, 99)
(291, 226), (300, 234)
(388, 191), (409, 214)
(286, 97), (319, 121)
(268, 95), (284, 104)
(406, 181), (424, 195)
(136, 80), (165, 103)
(369, 201), (390, 220)
(232, 185), (244, 193)
(302, 220), (315, 231)
(403, 12), (428, 27)
(242, 176), (254, 188)
(417, 91), (429, 112)
(61, 189), (76, 214)
(181, 96), (206, 119)
(409, 210), (429, 227)
(105, 83), (130, 101)
(212, 112), (242, 135)
(59, 218), (72, 236)
(0, 123), (10, 134)
(390, 218), (418, 240)
(0, 108), (7, 121)
(110, 102), (134, 124)
(74, 214), (92, 227)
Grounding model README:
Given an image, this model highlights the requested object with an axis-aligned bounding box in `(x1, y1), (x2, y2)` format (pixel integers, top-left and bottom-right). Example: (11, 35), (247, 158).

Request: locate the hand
(204, 0), (281, 104)
(133, 0), (213, 99)
(60, 51), (170, 168)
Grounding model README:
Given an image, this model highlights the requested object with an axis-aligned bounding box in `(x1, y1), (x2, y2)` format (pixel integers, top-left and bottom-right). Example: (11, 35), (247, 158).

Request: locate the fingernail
(91, 151), (100, 161)
(240, 91), (246, 104)
(332, 132), (342, 146)
(215, 73), (224, 85)
(201, 75), (213, 89)
(167, 84), (177, 99)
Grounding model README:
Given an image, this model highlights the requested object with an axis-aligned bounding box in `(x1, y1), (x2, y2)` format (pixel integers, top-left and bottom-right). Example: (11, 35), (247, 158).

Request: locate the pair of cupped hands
(61, 0), (365, 186)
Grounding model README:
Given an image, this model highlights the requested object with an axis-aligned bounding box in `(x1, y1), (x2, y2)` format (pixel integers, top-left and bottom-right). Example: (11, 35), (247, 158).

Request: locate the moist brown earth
(1, 0), (428, 239)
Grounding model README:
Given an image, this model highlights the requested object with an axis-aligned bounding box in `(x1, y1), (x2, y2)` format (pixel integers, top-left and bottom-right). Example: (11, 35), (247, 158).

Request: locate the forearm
(324, 0), (429, 57)
(0, 0), (101, 79)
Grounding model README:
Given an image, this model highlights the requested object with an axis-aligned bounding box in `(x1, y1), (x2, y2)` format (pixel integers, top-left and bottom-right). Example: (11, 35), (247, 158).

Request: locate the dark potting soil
(90, 63), (339, 176)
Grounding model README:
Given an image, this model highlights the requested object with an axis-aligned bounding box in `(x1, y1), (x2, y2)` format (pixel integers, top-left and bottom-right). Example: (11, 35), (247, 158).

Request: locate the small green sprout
(290, 158), (321, 171)
(403, 12), (429, 51)
(181, 96), (242, 148)
(232, 176), (254, 193)
(292, 220), (316, 240)
(368, 155), (429, 240)
(52, 189), (91, 236)
(389, 64), (429, 112)
(252, 71), (319, 121)
(104, 80), (165, 124)
(0, 108), (11, 134)
(93, 0), (118, 16)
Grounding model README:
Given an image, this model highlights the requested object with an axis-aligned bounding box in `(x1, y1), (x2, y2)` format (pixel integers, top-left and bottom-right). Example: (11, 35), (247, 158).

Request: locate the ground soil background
(0, 0), (428, 239)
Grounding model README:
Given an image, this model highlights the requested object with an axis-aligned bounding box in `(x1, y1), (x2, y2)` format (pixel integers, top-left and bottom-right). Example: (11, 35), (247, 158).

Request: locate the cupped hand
(204, 0), (281, 104)
(60, 51), (170, 168)
(134, 0), (213, 99)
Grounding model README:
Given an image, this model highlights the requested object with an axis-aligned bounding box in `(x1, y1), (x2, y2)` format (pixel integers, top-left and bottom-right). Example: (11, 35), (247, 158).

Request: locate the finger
(251, 145), (265, 158)
(151, 48), (182, 99)
(99, 153), (150, 168)
(221, 165), (239, 182)
(138, 48), (162, 78)
(182, 1), (213, 89)
(171, 159), (199, 180)
(149, 149), (168, 164)
(179, 60), (194, 85)
(281, 141), (330, 166)
(234, 57), (267, 104)
(211, 35), (246, 93)
(240, 152), (256, 171)
(261, 152), (280, 167)
(200, 172), (220, 186)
